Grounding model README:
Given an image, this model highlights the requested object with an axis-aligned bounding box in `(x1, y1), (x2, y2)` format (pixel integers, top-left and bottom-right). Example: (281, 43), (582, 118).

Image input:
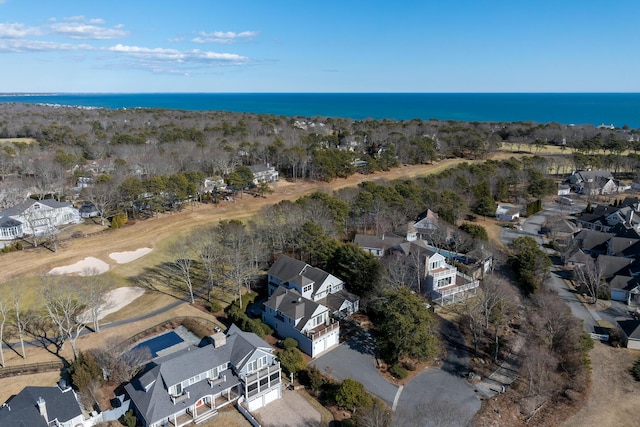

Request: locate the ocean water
(1, 93), (639, 128)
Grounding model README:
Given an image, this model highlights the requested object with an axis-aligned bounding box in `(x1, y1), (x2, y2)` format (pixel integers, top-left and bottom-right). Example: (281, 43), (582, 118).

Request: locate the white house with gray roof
(263, 254), (359, 357)
(124, 325), (281, 427)
(0, 198), (81, 247)
(247, 164), (279, 184)
(263, 287), (340, 357)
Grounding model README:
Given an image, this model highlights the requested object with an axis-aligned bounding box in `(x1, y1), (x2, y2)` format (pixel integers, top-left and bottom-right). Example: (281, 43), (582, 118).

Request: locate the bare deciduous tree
(574, 256), (604, 304)
(11, 288), (27, 359)
(42, 277), (88, 360)
(81, 268), (113, 332)
(0, 287), (8, 367)
(92, 342), (151, 384)
(170, 241), (196, 304)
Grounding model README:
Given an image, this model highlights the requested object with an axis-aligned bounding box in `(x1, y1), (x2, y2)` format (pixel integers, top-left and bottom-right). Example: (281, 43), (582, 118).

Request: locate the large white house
(262, 255), (359, 357)
(263, 287), (340, 357)
(0, 199), (81, 246)
(125, 325), (281, 427)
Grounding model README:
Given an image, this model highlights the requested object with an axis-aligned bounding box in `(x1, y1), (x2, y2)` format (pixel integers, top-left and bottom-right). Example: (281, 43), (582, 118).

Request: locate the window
(175, 383), (182, 395)
(303, 284), (313, 294)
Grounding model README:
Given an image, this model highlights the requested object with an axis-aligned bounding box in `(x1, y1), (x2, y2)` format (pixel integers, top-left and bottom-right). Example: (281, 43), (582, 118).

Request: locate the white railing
(438, 279), (479, 297)
(430, 267), (457, 280)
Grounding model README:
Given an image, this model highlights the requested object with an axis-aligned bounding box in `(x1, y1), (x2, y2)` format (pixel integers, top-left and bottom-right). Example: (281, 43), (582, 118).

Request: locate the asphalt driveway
(310, 328), (400, 406)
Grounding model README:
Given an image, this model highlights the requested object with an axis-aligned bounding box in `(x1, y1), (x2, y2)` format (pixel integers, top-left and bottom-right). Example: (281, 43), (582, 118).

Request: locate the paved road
(310, 329), (400, 406)
(394, 369), (480, 427)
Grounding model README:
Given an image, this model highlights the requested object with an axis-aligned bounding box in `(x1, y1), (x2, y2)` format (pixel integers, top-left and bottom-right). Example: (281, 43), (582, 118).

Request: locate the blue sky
(0, 0), (638, 93)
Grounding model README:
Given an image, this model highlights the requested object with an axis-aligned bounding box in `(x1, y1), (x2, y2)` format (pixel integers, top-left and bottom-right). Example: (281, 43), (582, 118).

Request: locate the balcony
(429, 266), (457, 280)
(244, 361), (281, 385)
(306, 318), (339, 340)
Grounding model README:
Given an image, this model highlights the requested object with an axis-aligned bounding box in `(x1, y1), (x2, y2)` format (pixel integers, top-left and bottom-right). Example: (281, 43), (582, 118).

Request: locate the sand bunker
(48, 257), (110, 276)
(109, 247), (152, 264)
(79, 287), (145, 323)
(96, 287), (145, 320)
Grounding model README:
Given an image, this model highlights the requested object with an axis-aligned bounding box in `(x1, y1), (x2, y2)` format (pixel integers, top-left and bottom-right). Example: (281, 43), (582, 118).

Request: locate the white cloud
(50, 22), (128, 40)
(64, 16), (106, 25)
(0, 38), (92, 52)
(0, 23), (42, 38)
(192, 30), (258, 44)
(108, 43), (248, 63)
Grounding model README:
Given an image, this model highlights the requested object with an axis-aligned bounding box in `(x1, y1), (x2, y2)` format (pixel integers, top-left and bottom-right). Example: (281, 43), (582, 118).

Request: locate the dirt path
(0, 159), (467, 281)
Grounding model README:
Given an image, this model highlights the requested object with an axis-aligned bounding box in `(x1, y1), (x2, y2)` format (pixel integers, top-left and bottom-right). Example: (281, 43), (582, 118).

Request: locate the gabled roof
(248, 164), (274, 174)
(618, 319), (640, 340)
(608, 237), (640, 257)
(353, 234), (403, 251)
(574, 229), (615, 252)
(0, 386), (82, 427)
(0, 199), (73, 218)
(597, 255), (636, 279)
(125, 325), (270, 426)
(567, 249), (591, 265)
(263, 287), (324, 332)
(609, 275), (639, 291)
(394, 239), (438, 259)
(267, 254), (343, 297)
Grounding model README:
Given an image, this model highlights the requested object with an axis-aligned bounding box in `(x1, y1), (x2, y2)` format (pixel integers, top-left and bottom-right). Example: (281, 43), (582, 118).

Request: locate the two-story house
(266, 255), (359, 316)
(125, 325), (281, 427)
(394, 240), (479, 305)
(262, 255), (359, 357)
(248, 164), (279, 185)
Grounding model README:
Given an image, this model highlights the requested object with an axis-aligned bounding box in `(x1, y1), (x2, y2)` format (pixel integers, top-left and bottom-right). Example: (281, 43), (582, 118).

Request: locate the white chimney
(36, 397), (48, 424)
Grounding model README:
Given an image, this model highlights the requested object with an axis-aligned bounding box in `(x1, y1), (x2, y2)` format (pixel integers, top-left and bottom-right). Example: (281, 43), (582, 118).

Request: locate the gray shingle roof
(268, 254), (342, 297)
(263, 287), (321, 332)
(0, 386), (82, 427)
(618, 319), (640, 340)
(125, 325), (273, 426)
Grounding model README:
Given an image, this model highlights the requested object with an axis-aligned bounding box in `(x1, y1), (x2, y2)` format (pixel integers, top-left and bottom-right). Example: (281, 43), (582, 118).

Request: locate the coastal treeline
(2, 103), (640, 206)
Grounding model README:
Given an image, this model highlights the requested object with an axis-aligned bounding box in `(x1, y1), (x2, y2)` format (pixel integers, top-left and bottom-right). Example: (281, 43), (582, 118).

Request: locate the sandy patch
(109, 247), (153, 264)
(82, 287), (145, 323)
(48, 257), (110, 275)
(98, 287), (145, 320)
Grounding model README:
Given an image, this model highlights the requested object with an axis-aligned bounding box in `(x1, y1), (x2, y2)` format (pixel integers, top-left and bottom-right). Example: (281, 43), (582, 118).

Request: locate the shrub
(181, 318), (215, 339)
(110, 213), (128, 229)
(389, 363), (408, 379)
(209, 300), (223, 314)
(277, 348), (306, 376)
(336, 378), (372, 412)
(283, 337), (299, 350)
(401, 360), (417, 371)
(122, 409), (138, 427)
(69, 352), (103, 391)
(300, 365), (325, 392)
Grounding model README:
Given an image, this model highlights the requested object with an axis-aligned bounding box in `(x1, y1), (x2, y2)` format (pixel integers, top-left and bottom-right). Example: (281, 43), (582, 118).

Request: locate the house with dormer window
(124, 325), (281, 427)
(266, 254), (359, 316)
(262, 287), (339, 357)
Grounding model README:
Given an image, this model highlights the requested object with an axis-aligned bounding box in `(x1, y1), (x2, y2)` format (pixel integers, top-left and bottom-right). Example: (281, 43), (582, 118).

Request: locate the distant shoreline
(1, 92), (639, 128)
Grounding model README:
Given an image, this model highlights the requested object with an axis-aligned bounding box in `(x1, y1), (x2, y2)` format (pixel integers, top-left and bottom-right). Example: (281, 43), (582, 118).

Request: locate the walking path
(475, 334), (524, 398)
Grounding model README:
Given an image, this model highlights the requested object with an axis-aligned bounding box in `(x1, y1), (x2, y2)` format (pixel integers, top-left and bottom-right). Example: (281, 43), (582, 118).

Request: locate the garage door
(611, 289), (627, 302)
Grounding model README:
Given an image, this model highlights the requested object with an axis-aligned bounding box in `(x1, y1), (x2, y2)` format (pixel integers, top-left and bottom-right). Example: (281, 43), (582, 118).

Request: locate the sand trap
(109, 247), (152, 264)
(79, 286), (145, 323)
(48, 257), (110, 276)
(97, 287), (145, 320)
